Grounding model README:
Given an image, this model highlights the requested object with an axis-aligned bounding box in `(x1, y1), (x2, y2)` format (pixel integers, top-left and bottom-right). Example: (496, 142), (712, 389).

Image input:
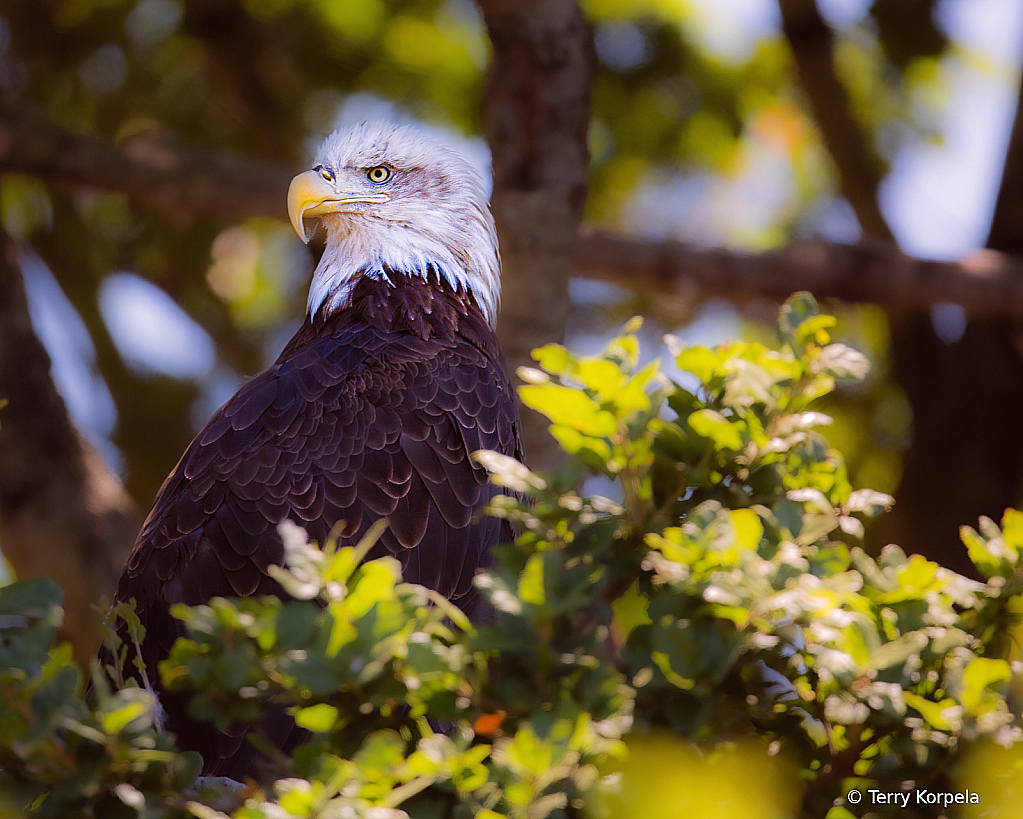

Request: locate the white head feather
(290, 121), (501, 327)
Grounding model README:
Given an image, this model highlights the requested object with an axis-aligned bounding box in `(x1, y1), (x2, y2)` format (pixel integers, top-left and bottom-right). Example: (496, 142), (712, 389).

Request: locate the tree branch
(6, 98), (1023, 320)
(778, 0), (895, 240)
(0, 101), (292, 224)
(576, 230), (1023, 318)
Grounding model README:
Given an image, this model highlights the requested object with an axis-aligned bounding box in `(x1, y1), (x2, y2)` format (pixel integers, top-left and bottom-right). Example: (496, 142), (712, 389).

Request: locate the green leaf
(171, 752), (204, 791)
(795, 314), (837, 346)
(271, 601), (319, 650)
(613, 582), (652, 640)
(345, 559), (400, 619)
(815, 343), (871, 380)
(673, 344), (720, 383)
(293, 703), (339, 733)
(867, 632), (927, 672)
(277, 779), (318, 815)
(100, 694), (151, 734)
(577, 357), (623, 395)
(519, 554), (546, 607)
(0, 577), (64, 616)
(903, 692), (958, 731)
(961, 658), (1011, 712)
(730, 508), (763, 550)
(504, 724), (553, 776)
(688, 408), (742, 450)
(519, 384), (618, 436)
(550, 425), (614, 467)
(533, 343), (571, 375)
(961, 522), (1013, 579)
(777, 292), (822, 350)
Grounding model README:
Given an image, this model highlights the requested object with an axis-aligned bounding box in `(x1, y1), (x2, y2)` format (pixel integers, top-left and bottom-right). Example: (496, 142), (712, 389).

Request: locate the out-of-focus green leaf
(688, 408), (742, 450)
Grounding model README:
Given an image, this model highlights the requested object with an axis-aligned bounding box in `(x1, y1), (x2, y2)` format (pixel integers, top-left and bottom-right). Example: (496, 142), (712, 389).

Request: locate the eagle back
(106, 269), (523, 776)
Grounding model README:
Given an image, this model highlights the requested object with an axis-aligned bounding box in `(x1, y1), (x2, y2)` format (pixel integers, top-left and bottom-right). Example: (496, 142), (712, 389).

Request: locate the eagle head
(288, 121), (501, 326)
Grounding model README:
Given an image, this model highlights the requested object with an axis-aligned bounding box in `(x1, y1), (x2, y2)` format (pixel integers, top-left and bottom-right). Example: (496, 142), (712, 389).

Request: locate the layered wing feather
(102, 278), (522, 777)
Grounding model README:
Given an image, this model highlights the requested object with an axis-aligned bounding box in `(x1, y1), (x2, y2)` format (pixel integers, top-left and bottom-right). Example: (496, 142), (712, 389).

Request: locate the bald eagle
(100, 122), (523, 778)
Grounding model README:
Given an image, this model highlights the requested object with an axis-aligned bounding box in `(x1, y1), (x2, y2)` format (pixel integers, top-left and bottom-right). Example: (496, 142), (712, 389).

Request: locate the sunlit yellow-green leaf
(999, 508), (1023, 566)
(688, 408), (742, 450)
(585, 734), (798, 819)
(100, 697), (150, 735)
(902, 693), (957, 731)
(293, 703), (339, 733)
(345, 560), (399, 619)
(577, 357), (623, 396)
(520, 384), (618, 436)
(673, 344), (718, 384)
(961, 658), (1011, 713)
(533, 343), (572, 376)
(550, 425), (614, 463)
(956, 740), (1023, 819)
(277, 779), (319, 814)
(504, 725), (553, 776)
(730, 508), (763, 551)
(613, 581), (652, 641)
(519, 554), (545, 607)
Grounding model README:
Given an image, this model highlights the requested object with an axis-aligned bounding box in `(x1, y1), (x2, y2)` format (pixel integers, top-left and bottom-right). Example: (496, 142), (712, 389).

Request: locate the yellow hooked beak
(287, 170), (391, 243)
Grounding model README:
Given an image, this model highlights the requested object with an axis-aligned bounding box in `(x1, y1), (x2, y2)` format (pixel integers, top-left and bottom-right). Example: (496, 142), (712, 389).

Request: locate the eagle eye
(367, 165), (392, 184)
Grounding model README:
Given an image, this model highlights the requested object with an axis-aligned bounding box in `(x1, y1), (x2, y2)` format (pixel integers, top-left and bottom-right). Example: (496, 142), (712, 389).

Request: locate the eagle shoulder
(118, 277), (520, 621)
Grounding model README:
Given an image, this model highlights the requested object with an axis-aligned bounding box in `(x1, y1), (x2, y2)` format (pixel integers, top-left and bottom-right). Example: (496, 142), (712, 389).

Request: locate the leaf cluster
(0, 579), (200, 818)
(2, 295), (1021, 818)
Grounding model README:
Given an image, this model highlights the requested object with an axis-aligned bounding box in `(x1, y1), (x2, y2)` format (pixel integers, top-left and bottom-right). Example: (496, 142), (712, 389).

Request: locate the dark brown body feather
(102, 270), (522, 777)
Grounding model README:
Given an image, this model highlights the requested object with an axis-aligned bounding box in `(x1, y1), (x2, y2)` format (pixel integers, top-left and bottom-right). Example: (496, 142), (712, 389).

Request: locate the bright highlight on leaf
(293, 703), (339, 733)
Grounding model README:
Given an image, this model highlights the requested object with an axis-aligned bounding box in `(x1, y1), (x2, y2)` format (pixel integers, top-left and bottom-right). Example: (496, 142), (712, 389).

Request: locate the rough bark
(476, 0), (595, 472)
(0, 228), (139, 666)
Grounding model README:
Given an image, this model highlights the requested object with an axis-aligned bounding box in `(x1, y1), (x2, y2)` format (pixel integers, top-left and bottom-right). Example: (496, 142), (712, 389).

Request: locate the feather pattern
(101, 270), (522, 778)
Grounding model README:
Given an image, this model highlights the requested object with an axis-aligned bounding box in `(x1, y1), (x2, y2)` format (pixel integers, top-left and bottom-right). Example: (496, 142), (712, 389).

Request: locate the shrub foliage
(1, 294), (1021, 818)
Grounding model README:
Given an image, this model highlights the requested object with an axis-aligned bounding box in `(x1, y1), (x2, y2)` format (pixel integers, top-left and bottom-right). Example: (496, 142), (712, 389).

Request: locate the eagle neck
(306, 226), (500, 328)
(306, 270), (492, 345)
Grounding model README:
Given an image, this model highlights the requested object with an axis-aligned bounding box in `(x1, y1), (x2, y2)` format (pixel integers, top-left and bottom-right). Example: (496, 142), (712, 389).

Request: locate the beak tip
(288, 169), (322, 244)
(292, 218), (312, 244)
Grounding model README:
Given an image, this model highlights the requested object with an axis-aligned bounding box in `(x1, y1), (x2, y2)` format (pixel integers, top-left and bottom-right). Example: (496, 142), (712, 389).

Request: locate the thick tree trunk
(883, 316), (1023, 575)
(880, 74), (1023, 575)
(478, 0), (595, 472)
(0, 229), (139, 666)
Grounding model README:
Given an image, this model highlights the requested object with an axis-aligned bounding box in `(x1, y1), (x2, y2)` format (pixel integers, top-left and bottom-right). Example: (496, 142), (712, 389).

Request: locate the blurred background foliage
(0, 0), (1017, 560)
